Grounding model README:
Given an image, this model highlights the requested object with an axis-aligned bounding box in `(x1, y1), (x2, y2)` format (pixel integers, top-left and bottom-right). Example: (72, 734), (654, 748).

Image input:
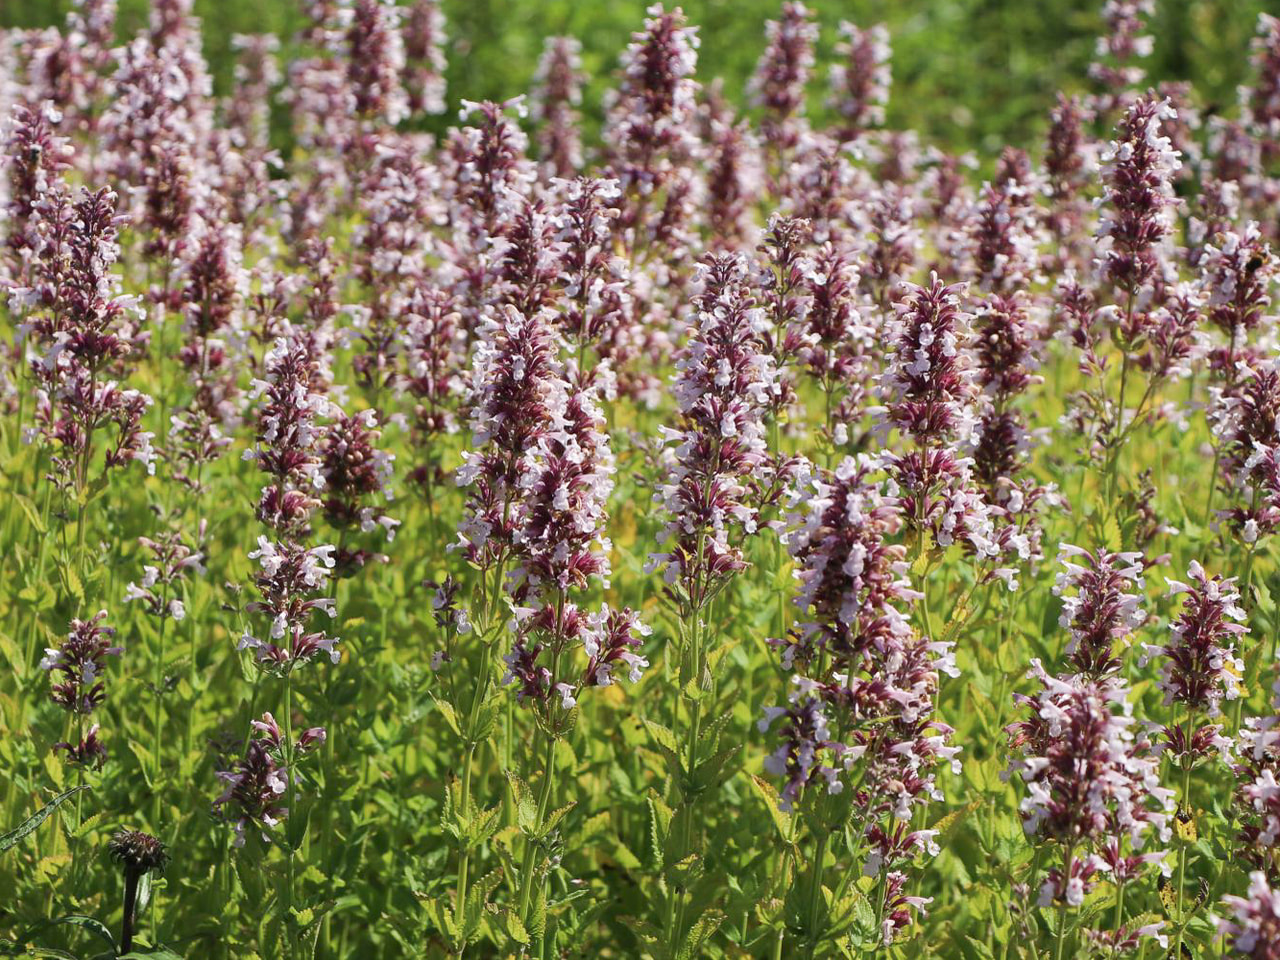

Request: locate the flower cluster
(213, 712), (326, 846)
(1095, 94), (1181, 299)
(41, 610), (122, 717)
(1053, 544), (1147, 680)
(1216, 871), (1280, 957)
(646, 254), (778, 594)
(16, 186), (154, 492)
(319, 408), (398, 568)
(123, 527), (207, 622)
(532, 37), (585, 178)
(1140, 560), (1246, 727)
(238, 538), (340, 670)
(827, 21), (890, 141)
(244, 335), (337, 536)
(402, 0), (446, 117)
(749, 2), (816, 157)
(1006, 661), (1172, 907)
(761, 455), (960, 944)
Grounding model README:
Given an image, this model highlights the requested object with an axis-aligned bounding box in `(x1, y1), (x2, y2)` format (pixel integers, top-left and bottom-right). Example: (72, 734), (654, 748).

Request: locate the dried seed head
(108, 830), (169, 875)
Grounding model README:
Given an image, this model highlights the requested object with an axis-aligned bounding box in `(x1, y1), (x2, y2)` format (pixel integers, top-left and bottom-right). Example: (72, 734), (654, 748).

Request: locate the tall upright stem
(282, 672), (296, 958)
(151, 606), (170, 831)
(1173, 714), (1197, 959)
(1053, 844), (1075, 960)
(517, 729), (558, 924)
(803, 830), (830, 959)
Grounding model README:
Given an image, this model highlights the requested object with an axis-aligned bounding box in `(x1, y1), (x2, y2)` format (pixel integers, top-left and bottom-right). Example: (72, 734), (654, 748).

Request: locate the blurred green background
(1, 0), (1269, 154)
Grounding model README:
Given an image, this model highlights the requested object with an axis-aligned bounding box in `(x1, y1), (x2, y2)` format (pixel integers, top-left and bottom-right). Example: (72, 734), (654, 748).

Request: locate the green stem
(517, 728), (558, 925)
(151, 605), (170, 831)
(282, 672), (296, 959)
(1173, 733), (1196, 959)
(453, 636), (495, 954)
(1111, 881), (1125, 958)
(454, 740), (477, 955)
(804, 830), (830, 958)
(1054, 844), (1074, 960)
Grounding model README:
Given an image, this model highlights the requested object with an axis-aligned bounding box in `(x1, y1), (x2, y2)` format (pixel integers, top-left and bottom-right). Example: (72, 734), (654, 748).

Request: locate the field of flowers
(4, 0), (1280, 956)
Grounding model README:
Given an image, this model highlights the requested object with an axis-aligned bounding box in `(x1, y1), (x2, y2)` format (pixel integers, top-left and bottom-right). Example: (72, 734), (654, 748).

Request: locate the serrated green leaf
(642, 718), (679, 754)
(677, 908), (725, 960)
(1102, 512), (1122, 552)
(431, 694), (462, 737)
(749, 775), (795, 843)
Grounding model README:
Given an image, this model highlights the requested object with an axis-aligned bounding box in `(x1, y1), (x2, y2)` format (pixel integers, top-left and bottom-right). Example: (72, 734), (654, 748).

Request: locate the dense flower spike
(1210, 357), (1280, 542)
(1088, 0), (1154, 117)
(1006, 662), (1172, 907)
(603, 2), (701, 248)
(344, 0), (407, 126)
(647, 254), (777, 590)
(402, 0), (446, 117)
(878, 274), (977, 444)
(454, 305), (558, 567)
(213, 712), (326, 846)
(1053, 544), (1147, 680)
(749, 2), (817, 157)
(244, 335), (336, 536)
(238, 538), (340, 669)
(1096, 94), (1182, 299)
(776, 455), (917, 670)
(3, 101), (73, 281)
(827, 21), (890, 142)
(14, 185), (155, 491)
(319, 409), (397, 562)
(1199, 222), (1278, 345)
(41, 610), (121, 715)
(1141, 560), (1246, 722)
(532, 37), (585, 178)
(1248, 14), (1280, 164)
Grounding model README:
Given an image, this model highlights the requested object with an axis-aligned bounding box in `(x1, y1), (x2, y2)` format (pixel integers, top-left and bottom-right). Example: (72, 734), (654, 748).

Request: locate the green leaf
(136, 871), (153, 918)
(63, 564), (84, 605)
(431, 694), (462, 737)
(528, 881), (548, 943)
(704, 640), (738, 676)
(504, 908), (530, 945)
(2, 785), (90, 853)
(642, 719), (679, 755)
(648, 795), (672, 867)
(19, 915), (116, 952)
(541, 800), (577, 835)
(911, 532), (933, 575)
(1102, 512), (1122, 552)
(749, 775), (795, 843)
(13, 492), (46, 534)
(931, 799), (982, 843)
(677, 908), (725, 960)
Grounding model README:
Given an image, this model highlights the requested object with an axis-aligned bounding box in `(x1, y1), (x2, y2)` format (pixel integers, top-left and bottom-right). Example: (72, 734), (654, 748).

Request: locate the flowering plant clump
(6, 2), (1280, 958)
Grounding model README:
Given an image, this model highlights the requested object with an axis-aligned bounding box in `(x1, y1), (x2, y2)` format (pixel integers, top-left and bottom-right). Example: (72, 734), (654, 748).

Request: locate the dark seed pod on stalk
(108, 829), (168, 953)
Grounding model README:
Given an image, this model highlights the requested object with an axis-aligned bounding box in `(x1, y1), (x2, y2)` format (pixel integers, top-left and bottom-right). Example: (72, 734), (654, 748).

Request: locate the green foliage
(0, 0), (1268, 155)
